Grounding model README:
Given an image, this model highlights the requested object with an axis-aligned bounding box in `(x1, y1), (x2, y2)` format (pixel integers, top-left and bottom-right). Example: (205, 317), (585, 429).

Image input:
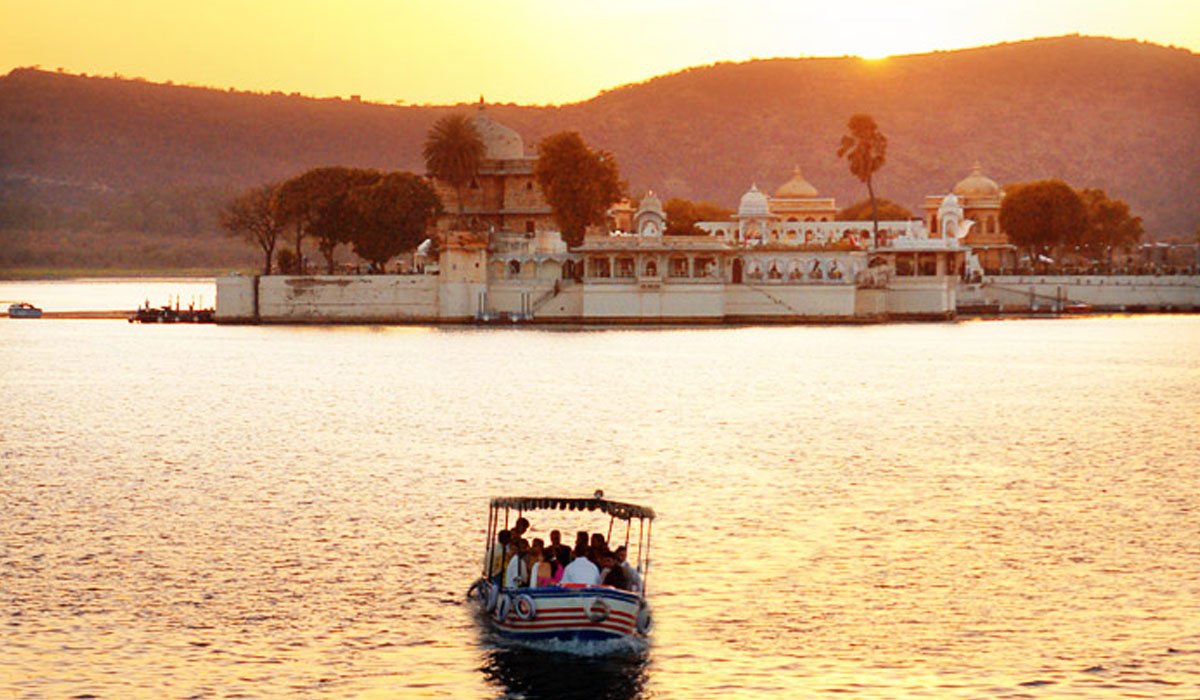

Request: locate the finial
(593, 489), (605, 499)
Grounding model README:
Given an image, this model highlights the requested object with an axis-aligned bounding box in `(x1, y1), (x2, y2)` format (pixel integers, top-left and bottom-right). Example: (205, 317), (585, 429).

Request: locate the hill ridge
(1, 35), (1197, 236)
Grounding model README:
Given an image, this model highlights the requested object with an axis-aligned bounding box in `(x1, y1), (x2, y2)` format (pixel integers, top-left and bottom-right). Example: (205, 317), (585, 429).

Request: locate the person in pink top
(534, 547), (561, 586)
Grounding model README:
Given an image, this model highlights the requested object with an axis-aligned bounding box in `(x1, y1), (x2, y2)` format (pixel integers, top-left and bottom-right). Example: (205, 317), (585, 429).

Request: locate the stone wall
(216, 275), (439, 324)
(960, 276), (1200, 311)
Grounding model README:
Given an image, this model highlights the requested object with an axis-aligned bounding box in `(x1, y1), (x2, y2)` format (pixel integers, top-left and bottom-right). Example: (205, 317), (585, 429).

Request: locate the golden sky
(2, 0), (1197, 105)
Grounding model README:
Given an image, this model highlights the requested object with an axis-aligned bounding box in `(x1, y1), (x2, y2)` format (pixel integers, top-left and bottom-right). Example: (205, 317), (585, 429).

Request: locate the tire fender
(585, 597), (610, 623)
(514, 594), (537, 621)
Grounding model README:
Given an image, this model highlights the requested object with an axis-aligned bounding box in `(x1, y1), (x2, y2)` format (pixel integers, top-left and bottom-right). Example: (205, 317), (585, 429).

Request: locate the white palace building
(214, 108), (997, 324)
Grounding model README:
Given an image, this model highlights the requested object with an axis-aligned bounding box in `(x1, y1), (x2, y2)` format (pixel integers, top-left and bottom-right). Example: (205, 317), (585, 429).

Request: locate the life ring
(636, 604), (652, 635)
(493, 593), (512, 621)
(514, 594), (537, 621)
(585, 597), (610, 623)
(467, 578), (486, 603)
(484, 583), (499, 613)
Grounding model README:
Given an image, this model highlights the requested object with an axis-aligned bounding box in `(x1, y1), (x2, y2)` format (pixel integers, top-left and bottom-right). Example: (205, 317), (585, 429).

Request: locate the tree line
(222, 115), (627, 273)
(221, 111), (1146, 276)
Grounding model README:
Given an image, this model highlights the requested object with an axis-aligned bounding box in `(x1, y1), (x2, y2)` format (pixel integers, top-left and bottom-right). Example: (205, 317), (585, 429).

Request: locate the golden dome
(774, 166), (819, 198)
(952, 163), (1001, 198)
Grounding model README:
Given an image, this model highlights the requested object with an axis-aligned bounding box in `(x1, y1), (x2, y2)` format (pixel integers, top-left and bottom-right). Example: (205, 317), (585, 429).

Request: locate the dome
(637, 190), (664, 217)
(472, 103), (525, 160)
(738, 183), (770, 217)
(774, 166), (819, 198)
(952, 163), (1001, 198)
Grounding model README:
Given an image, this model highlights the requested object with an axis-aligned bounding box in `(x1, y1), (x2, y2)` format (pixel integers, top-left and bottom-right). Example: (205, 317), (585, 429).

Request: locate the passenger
(486, 530), (511, 584)
(511, 517), (531, 548)
(614, 545), (642, 592)
(528, 538), (545, 572)
(560, 543), (600, 586)
(549, 529), (571, 561)
(600, 551), (631, 591)
(534, 547), (559, 587)
(555, 545), (572, 576)
(590, 533), (608, 559)
(504, 539), (530, 588)
(574, 531), (589, 554)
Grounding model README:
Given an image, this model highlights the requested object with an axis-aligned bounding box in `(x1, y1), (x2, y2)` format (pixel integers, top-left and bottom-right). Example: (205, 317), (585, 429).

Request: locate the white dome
(637, 190), (664, 217)
(472, 104), (525, 160)
(738, 183), (770, 217)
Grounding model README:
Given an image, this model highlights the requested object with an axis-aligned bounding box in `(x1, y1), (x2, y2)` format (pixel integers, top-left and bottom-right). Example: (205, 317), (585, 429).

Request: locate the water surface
(2, 282), (1198, 698)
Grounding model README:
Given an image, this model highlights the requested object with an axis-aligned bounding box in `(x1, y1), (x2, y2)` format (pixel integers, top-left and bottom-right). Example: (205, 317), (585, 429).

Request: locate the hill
(1, 35), (1197, 260)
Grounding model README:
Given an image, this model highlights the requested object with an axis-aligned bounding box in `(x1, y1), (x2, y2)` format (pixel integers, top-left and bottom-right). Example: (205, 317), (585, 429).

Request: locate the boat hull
(7, 304), (42, 318)
(472, 583), (649, 649)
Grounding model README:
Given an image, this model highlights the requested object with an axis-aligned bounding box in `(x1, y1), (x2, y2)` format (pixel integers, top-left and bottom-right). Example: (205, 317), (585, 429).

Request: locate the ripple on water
(1, 311), (1199, 697)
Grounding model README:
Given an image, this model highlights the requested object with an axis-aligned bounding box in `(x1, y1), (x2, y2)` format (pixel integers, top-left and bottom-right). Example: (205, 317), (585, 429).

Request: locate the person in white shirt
(559, 544), (600, 585)
(504, 540), (529, 588)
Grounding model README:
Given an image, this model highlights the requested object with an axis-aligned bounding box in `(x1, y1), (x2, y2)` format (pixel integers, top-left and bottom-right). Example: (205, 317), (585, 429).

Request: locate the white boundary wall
(960, 275), (1200, 311)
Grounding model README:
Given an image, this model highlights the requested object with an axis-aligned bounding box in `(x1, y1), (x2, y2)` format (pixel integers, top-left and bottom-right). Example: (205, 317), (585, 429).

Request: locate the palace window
(919, 254), (938, 276)
(669, 257), (689, 278)
(508, 260), (521, 278)
(616, 257), (635, 278)
(589, 258), (611, 278)
(896, 255), (915, 276)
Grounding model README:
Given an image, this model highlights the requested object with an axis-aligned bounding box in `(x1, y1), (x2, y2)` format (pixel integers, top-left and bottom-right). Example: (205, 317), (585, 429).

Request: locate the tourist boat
(7, 302), (43, 318)
(468, 492), (655, 652)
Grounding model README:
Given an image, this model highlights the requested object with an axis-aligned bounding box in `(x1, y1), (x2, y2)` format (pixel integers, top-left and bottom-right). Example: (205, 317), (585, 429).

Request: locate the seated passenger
(534, 547), (560, 587)
(614, 545), (642, 592)
(560, 544), (600, 585)
(574, 531), (589, 555)
(527, 538), (545, 574)
(590, 532), (607, 557)
(504, 540), (530, 588)
(555, 546), (572, 577)
(599, 551), (631, 591)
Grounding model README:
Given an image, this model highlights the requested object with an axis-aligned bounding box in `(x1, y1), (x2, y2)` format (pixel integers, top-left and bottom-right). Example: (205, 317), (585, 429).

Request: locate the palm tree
(423, 114), (485, 229)
(837, 114), (888, 247)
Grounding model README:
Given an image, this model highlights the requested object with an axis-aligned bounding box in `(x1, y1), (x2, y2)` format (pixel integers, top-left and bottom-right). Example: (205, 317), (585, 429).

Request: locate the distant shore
(0, 267), (251, 281)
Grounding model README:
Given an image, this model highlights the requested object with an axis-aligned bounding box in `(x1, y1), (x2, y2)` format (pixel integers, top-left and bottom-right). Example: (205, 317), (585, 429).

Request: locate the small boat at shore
(7, 302), (43, 318)
(128, 299), (214, 323)
(468, 493), (655, 654)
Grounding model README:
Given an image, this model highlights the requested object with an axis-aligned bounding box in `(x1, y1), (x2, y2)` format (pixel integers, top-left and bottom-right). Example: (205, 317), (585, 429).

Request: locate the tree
(274, 167), (381, 274)
(219, 183), (284, 275)
(423, 114), (485, 229)
(837, 198), (912, 222)
(664, 198), (733, 235)
(534, 131), (624, 248)
(1078, 188), (1144, 259)
(999, 180), (1087, 261)
(837, 114), (888, 246)
(345, 172), (442, 268)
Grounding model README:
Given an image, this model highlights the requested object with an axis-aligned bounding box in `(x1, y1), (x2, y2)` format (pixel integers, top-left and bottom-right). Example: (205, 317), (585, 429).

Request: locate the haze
(2, 0), (1198, 105)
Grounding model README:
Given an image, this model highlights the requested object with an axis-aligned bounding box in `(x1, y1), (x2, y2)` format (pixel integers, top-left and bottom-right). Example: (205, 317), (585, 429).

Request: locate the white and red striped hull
(474, 584), (649, 648)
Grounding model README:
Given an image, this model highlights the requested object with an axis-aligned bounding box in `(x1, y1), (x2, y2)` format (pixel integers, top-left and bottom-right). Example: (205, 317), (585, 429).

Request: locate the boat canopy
(490, 496), (655, 521)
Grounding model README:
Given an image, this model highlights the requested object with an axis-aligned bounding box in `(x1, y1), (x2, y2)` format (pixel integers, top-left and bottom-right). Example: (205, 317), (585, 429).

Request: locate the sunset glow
(2, 0), (1197, 105)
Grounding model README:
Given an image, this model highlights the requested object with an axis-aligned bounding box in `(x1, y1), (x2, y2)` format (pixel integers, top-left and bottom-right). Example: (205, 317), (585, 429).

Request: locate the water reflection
(479, 645), (649, 700)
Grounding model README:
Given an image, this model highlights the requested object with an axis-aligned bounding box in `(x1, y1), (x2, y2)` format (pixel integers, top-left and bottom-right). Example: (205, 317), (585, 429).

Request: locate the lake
(2, 280), (1198, 699)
